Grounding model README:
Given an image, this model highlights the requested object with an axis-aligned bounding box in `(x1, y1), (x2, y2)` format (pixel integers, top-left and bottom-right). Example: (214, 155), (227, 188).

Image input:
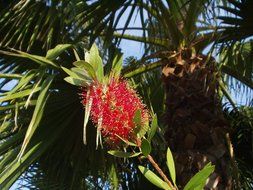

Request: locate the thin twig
(147, 154), (176, 190)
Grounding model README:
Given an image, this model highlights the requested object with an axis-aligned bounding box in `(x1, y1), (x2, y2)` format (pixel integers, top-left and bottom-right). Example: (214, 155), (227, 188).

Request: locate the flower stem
(147, 154), (176, 190)
(136, 138), (176, 189)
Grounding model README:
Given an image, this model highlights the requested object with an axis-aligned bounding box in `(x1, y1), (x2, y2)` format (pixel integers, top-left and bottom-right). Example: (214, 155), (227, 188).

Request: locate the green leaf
(138, 165), (171, 190)
(133, 109), (149, 138)
(46, 44), (72, 60)
(18, 76), (54, 160)
(138, 125), (150, 139)
(73, 48), (81, 61)
(166, 147), (176, 185)
(108, 150), (141, 158)
(73, 60), (96, 80)
(61, 66), (81, 79)
(71, 67), (92, 81)
(148, 114), (158, 141)
(64, 77), (90, 87)
(109, 164), (119, 189)
(85, 44), (102, 69)
(183, 163), (215, 190)
(61, 66), (92, 86)
(111, 50), (123, 78)
(85, 44), (103, 82)
(141, 139), (151, 157)
(73, 60), (88, 68)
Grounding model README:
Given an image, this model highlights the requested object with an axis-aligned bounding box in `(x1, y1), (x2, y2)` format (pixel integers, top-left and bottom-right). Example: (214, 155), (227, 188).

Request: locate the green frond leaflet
(46, 44), (72, 60)
(110, 50), (123, 79)
(18, 76), (54, 160)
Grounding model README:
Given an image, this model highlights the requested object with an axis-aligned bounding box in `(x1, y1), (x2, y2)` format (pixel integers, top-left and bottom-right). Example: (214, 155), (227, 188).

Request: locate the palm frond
(224, 106), (253, 189)
(0, 44), (110, 189)
(214, 1), (253, 106)
(218, 41), (253, 105)
(0, 0), (88, 51)
(218, 0), (253, 42)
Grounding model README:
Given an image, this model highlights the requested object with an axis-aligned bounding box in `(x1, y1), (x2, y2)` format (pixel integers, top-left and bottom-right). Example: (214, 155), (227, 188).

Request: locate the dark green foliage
(224, 106), (253, 189)
(218, 0), (253, 42)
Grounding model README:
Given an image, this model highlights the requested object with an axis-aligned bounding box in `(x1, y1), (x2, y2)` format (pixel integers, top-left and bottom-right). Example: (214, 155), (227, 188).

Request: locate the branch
(147, 155), (177, 190)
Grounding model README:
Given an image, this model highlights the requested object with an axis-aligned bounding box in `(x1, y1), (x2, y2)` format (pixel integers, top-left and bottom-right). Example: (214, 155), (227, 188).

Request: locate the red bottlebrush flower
(82, 79), (149, 146)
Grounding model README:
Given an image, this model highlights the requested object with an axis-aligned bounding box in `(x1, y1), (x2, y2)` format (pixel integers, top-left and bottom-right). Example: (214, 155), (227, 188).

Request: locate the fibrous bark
(162, 49), (233, 189)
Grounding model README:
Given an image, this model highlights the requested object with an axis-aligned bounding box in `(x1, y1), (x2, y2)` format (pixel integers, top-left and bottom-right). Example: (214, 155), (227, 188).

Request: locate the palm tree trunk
(162, 49), (233, 189)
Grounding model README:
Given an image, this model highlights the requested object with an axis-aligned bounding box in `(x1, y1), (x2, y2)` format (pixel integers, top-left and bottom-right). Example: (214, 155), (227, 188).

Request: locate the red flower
(82, 79), (149, 146)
